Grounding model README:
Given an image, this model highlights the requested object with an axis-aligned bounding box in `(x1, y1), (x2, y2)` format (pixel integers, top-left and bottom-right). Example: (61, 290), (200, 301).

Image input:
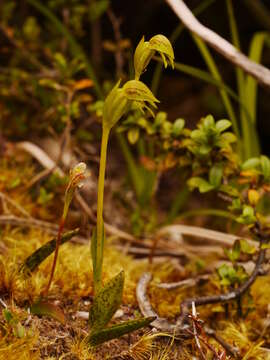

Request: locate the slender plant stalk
(95, 127), (110, 292)
(43, 217), (65, 296)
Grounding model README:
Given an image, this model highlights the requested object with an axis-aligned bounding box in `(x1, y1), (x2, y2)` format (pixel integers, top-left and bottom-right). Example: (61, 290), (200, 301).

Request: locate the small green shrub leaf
(216, 119), (231, 133)
(172, 118), (185, 137)
(209, 164), (223, 188)
(87, 316), (156, 346)
(239, 239), (256, 254)
(188, 177), (214, 193)
(89, 270), (124, 332)
(241, 157), (260, 170)
(260, 155), (270, 180)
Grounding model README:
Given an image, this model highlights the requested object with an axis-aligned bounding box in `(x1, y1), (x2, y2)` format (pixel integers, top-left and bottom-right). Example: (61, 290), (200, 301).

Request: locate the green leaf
(260, 155), (270, 180)
(241, 157), (260, 170)
(87, 316), (156, 346)
(236, 205), (256, 224)
(216, 119), (231, 133)
(172, 118), (185, 136)
(89, 271), (124, 332)
(224, 239), (241, 262)
(261, 243), (270, 249)
(188, 177), (214, 193)
(3, 309), (13, 324)
(239, 239), (256, 254)
(21, 229), (79, 275)
(30, 300), (66, 324)
(203, 114), (215, 130)
(209, 164), (223, 188)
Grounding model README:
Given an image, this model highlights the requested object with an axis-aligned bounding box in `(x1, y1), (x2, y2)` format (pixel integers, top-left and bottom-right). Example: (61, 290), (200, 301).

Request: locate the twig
(165, 0), (270, 88)
(190, 302), (207, 360)
(156, 274), (209, 290)
(107, 7), (125, 77)
(136, 272), (180, 333)
(25, 167), (56, 189)
(158, 224), (258, 248)
(0, 192), (31, 218)
(0, 215), (86, 244)
(179, 236), (266, 321)
(204, 326), (240, 358)
(0, 191), (32, 218)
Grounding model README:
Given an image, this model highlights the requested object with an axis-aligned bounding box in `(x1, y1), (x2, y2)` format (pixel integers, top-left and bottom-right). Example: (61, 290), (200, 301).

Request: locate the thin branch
(191, 302), (207, 360)
(0, 215), (86, 244)
(0, 191), (31, 218)
(136, 272), (180, 333)
(156, 274), (209, 290)
(158, 224), (258, 248)
(107, 7), (125, 77)
(179, 237), (266, 320)
(165, 0), (270, 88)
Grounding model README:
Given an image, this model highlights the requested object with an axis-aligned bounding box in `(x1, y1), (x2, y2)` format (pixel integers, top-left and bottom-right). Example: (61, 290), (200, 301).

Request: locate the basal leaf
(30, 300), (66, 324)
(21, 228), (79, 275)
(87, 316), (156, 346)
(89, 270), (124, 332)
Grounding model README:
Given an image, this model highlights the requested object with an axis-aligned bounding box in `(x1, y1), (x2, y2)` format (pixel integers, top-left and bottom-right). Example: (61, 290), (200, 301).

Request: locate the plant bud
(134, 37), (154, 80)
(248, 189), (260, 206)
(63, 162), (86, 219)
(103, 81), (130, 131)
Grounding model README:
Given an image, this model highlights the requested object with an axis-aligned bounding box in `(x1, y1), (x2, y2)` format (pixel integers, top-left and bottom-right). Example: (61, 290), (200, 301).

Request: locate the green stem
(96, 126), (110, 291)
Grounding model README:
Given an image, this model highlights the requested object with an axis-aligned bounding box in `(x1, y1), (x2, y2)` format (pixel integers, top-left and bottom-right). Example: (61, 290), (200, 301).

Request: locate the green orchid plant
(88, 34), (174, 345)
(21, 34), (174, 346)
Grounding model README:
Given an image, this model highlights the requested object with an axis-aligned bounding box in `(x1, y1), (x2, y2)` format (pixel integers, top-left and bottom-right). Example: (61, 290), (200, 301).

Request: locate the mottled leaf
(21, 228), (79, 275)
(89, 271), (124, 332)
(87, 316), (156, 346)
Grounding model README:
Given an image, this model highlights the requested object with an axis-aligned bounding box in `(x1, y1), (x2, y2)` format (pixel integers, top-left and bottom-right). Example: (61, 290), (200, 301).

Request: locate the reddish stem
(43, 217), (65, 296)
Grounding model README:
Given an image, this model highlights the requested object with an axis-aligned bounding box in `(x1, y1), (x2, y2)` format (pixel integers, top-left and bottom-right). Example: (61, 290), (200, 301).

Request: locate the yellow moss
(65, 336), (96, 360)
(218, 321), (270, 360)
(0, 226), (146, 306)
(0, 323), (40, 360)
